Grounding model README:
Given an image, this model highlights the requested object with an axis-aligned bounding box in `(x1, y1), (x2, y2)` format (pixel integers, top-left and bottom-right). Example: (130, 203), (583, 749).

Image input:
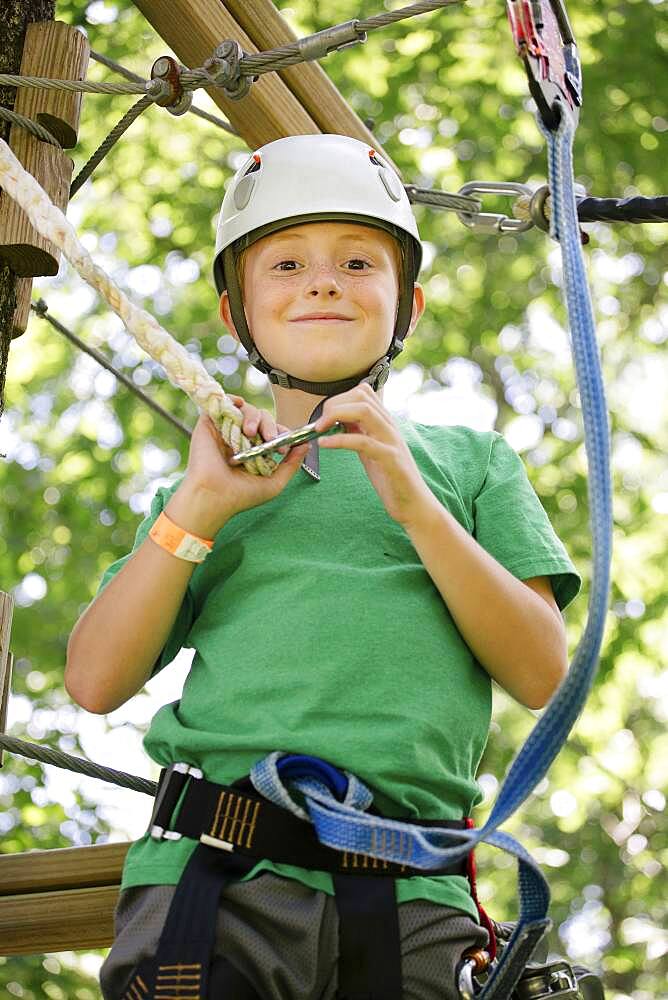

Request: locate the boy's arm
(402, 492), (568, 711)
(65, 483), (228, 715)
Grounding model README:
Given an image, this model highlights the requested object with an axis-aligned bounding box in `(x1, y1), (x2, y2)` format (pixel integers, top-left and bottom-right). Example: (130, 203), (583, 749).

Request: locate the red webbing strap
(465, 818), (497, 960)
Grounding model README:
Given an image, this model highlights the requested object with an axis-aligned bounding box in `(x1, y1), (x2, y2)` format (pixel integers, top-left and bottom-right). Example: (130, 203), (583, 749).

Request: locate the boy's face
(220, 221), (420, 385)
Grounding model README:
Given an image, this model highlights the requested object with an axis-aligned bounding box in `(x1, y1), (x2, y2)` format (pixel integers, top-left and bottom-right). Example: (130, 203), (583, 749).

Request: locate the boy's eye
(271, 258), (372, 272)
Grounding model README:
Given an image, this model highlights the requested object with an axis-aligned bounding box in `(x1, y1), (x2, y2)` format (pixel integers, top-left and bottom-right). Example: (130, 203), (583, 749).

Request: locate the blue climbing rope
(250, 95), (613, 999)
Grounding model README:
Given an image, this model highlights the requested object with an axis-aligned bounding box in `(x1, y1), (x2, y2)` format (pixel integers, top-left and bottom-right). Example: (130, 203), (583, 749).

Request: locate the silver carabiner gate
(456, 182), (535, 233)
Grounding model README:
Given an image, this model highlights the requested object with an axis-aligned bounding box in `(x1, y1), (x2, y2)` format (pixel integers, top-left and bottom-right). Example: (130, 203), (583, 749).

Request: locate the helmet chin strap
(222, 241), (415, 481)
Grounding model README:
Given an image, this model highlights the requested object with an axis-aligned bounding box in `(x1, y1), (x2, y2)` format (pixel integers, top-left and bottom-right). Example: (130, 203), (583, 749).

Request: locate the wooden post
(0, 591), (14, 767)
(0, 0), (55, 418)
(0, 21), (90, 279)
(11, 275), (32, 339)
(132, 0), (396, 166)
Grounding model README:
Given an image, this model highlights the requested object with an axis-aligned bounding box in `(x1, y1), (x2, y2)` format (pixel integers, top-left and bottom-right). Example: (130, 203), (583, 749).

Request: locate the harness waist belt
(148, 763), (469, 878)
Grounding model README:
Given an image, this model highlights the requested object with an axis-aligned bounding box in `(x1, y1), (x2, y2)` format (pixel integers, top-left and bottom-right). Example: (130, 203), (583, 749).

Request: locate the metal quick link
(456, 182), (535, 233)
(297, 20), (367, 62)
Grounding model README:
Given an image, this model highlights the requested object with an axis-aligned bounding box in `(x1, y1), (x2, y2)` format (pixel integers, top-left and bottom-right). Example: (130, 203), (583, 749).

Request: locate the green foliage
(1, 0), (667, 995)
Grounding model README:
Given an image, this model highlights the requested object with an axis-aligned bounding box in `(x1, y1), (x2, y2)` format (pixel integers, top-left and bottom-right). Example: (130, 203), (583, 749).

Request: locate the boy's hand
(178, 395), (309, 533)
(315, 383), (433, 527)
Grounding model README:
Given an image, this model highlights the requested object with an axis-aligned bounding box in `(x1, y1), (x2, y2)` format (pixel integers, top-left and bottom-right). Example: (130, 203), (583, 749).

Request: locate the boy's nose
(306, 270), (343, 297)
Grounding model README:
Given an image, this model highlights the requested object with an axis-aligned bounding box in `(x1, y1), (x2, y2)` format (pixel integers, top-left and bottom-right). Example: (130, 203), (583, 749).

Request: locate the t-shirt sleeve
(94, 484), (195, 677)
(473, 433), (582, 612)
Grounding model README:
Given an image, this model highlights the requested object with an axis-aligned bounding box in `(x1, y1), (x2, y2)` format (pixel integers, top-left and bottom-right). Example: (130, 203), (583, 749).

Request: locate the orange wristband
(148, 511), (214, 563)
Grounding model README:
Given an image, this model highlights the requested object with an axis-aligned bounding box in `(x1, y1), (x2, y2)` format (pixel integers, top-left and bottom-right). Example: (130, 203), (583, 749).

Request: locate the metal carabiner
(457, 958), (479, 1000)
(456, 182), (535, 233)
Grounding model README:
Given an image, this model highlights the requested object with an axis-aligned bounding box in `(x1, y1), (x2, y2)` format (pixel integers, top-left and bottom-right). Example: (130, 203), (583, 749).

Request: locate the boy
(65, 134), (581, 999)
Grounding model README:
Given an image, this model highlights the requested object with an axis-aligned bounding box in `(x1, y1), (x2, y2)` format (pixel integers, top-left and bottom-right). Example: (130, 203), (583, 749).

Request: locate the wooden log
(225, 0), (399, 173)
(133, 0), (320, 149)
(16, 20), (90, 149)
(0, 885), (119, 954)
(0, 843), (128, 954)
(0, 841), (128, 894)
(0, 591), (14, 766)
(11, 276), (32, 338)
(0, 20), (88, 277)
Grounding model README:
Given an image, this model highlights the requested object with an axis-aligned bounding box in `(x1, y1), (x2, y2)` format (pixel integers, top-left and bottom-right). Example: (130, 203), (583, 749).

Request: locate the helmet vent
(243, 154), (262, 176)
(368, 149), (383, 166)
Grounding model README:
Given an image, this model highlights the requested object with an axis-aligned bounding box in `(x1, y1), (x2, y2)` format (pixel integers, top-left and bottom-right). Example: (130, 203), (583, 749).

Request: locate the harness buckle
(149, 762), (203, 841)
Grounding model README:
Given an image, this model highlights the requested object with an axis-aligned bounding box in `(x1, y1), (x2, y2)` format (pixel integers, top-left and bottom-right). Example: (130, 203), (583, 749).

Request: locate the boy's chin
(266, 352), (377, 388)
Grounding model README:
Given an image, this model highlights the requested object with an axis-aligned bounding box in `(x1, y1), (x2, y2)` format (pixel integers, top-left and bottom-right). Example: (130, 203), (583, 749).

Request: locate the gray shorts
(100, 872), (488, 999)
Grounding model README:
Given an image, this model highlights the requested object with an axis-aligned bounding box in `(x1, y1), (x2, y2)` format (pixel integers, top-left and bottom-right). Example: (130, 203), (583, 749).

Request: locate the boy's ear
(219, 291), (239, 340)
(407, 282), (426, 338)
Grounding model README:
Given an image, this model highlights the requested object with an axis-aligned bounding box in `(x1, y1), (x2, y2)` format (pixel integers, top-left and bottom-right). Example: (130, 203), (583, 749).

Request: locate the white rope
(0, 138), (276, 476)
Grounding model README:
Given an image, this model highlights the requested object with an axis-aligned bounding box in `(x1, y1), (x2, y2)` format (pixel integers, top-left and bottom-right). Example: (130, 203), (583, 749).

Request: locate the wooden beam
(224, 0), (399, 173)
(132, 0), (397, 167)
(0, 841), (128, 894)
(132, 0), (319, 148)
(0, 886), (119, 954)
(0, 843), (128, 955)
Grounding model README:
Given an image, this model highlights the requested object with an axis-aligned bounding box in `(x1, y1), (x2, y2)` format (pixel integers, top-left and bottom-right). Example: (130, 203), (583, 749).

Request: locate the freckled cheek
(248, 288), (293, 325)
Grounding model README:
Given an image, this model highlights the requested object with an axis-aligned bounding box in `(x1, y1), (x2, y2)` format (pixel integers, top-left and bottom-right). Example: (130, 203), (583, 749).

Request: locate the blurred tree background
(1, 0), (667, 996)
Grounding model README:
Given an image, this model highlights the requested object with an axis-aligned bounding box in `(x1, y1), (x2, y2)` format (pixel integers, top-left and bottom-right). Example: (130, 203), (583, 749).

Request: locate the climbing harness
(122, 757), (475, 1000)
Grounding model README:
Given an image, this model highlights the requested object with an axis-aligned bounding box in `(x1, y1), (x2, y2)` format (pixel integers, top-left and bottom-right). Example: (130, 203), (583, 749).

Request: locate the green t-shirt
(95, 417), (581, 919)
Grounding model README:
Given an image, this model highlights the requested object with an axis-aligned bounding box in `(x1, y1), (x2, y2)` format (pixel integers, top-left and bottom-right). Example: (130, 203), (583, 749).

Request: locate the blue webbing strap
(251, 97), (612, 998)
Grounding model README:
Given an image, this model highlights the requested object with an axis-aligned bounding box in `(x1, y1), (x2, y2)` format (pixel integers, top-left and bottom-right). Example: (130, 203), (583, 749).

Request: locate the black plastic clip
(149, 762), (203, 841)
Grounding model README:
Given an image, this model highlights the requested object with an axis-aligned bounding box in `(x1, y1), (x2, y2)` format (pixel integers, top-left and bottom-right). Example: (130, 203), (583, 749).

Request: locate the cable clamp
(297, 20), (367, 62)
(150, 56), (193, 116)
(203, 40), (254, 101)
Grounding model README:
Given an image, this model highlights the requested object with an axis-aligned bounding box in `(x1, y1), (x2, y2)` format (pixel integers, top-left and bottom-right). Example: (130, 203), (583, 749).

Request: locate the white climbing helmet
(212, 133), (423, 400)
(213, 132), (422, 295)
